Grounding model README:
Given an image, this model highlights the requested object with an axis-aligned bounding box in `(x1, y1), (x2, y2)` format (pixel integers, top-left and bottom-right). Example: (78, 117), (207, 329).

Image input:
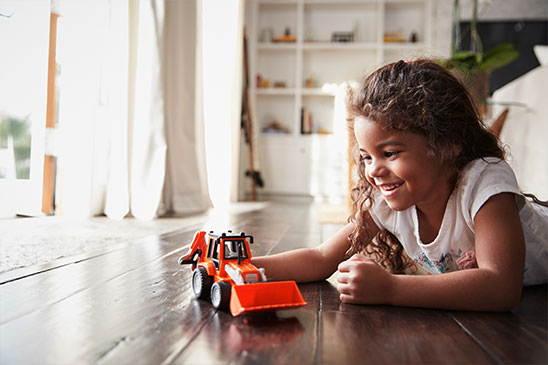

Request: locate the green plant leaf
(451, 51), (476, 62)
(478, 43), (519, 71)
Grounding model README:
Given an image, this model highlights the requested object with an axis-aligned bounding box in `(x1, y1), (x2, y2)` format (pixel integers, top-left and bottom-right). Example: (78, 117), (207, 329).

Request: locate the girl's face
(354, 116), (454, 213)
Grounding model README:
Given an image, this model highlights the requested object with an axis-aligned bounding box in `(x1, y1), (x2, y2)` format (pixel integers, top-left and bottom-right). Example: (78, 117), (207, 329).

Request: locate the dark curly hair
(346, 59), (505, 273)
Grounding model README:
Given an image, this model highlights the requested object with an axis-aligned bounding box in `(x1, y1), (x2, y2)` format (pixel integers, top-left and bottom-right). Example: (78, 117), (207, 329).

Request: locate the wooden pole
(42, 12), (59, 215)
(243, 30), (257, 201)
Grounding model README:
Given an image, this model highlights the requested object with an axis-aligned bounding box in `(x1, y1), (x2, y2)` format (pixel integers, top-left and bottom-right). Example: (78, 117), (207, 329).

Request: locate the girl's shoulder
(457, 157), (520, 219)
(459, 157), (513, 181)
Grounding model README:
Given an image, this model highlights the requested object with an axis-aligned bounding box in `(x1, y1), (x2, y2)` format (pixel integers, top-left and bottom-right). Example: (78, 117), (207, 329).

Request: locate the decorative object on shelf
(383, 30), (405, 43)
(316, 128), (332, 135)
(273, 27), (296, 43)
(437, 0), (519, 108)
(331, 31), (354, 43)
(256, 74), (270, 88)
(262, 120), (290, 134)
(273, 81), (287, 88)
(260, 28), (273, 42)
(304, 75), (316, 88)
(300, 107), (313, 134)
(410, 31), (418, 43)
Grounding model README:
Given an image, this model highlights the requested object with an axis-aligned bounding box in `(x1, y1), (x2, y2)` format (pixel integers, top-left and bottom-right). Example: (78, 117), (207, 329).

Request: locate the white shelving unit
(243, 0), (433, 199)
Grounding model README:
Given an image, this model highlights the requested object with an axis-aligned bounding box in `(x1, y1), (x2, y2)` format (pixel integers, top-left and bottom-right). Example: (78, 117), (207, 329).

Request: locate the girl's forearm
(388, 268), (523, 311)
(253, 223), (355, 283)
(252, 247), (337, 282)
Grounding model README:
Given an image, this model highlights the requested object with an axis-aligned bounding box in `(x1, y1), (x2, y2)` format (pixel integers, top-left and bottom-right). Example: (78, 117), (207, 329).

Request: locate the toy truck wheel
(192, 267), (213, 299)
(211, 282), (231, 310)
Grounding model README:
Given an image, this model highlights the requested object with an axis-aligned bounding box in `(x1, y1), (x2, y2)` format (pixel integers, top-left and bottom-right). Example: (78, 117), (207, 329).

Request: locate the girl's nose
(366, 159), (387, 178)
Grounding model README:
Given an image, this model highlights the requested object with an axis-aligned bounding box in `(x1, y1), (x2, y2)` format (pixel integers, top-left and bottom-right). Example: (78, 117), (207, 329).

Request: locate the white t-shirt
(369, 157), (548, 286)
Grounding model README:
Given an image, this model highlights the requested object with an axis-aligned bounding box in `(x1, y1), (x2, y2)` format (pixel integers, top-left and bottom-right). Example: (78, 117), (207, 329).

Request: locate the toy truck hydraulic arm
(177, 231), (207, 266)
(178, 249), (201, 265)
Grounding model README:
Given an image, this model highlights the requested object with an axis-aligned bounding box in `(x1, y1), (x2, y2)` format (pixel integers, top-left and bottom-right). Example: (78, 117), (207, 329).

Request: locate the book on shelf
(300, 107), (312, 134)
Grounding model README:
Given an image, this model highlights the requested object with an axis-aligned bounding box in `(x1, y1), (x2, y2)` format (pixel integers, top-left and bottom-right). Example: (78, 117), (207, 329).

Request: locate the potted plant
(438, 0), (519, 106)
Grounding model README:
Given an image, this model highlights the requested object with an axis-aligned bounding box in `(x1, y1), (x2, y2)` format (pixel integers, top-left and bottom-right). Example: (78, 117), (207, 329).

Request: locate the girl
(252, 59), (548, 312)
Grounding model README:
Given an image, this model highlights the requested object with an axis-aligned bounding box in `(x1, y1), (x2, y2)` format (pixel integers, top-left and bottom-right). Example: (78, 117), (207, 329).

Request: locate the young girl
(252, 59), (548, 312)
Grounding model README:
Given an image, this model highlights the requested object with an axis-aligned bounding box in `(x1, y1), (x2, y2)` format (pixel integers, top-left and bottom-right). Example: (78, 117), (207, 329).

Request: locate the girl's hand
(337, 254), (393, 304)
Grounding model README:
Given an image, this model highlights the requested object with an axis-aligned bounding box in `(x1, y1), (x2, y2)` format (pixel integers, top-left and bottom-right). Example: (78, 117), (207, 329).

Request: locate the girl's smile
(354, 116), (454, 219)
(376, 182), (404, 197)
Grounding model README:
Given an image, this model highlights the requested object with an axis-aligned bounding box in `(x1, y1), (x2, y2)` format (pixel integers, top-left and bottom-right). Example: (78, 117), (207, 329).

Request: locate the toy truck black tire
(211, 282), (231, 310)
(192, 267), (213, 299)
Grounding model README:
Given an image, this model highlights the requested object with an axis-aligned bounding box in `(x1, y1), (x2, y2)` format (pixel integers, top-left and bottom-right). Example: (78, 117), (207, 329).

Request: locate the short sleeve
(459, 158), (521, 220)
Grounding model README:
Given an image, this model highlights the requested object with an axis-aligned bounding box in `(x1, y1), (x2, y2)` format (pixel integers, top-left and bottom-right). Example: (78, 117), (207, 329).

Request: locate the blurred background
(1, 0), (547, 221)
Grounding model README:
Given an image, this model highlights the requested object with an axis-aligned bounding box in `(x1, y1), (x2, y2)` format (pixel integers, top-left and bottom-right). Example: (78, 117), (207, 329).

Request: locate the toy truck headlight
(259, 268), (267, 282)
(244, 273), (259, 283)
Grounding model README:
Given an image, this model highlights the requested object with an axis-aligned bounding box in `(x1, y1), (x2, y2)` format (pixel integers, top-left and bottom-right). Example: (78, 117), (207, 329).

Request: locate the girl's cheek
(364, 172), (375, 187)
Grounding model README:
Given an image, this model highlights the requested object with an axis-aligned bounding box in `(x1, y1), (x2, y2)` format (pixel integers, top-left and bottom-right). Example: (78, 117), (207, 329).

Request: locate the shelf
(303, 42), (378, 51)
(256, 87), (337, 96)
(246, 0), (434, 197)
(256, 88), (298, 95)
(301, 88), (336, 96)
(259, 0), (298, 4)
(258, 42), (298, 50)
(303, 0), (378, 8)
(260, 132), (334, 139)
(250, 0), (433, 136)
(382, 42), (427, 50)
(385, 0), (425, 4)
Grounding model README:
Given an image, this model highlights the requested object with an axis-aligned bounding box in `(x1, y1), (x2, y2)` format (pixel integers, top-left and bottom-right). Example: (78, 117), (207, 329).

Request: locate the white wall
(458, 0), (548, 20)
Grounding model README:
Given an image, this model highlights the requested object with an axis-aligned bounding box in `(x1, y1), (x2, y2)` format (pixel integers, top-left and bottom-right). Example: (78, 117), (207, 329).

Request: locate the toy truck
(178, 230), (307, 316)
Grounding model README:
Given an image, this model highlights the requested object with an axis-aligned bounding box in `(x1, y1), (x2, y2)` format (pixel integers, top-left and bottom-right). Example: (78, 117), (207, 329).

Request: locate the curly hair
(346, 59), (505, 273)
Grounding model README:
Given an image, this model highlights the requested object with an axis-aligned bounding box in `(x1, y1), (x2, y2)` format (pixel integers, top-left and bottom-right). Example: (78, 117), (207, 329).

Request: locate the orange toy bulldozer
(178, 230), (307, 316)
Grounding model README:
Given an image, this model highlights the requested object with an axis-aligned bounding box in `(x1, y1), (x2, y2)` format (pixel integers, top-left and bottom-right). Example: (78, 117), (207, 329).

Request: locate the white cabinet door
(259, 137), (311, 195)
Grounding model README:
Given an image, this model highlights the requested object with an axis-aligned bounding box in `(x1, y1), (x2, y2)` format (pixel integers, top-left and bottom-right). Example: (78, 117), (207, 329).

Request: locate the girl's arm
(252, 222), (357, 282)
(337, 192), (526, 311)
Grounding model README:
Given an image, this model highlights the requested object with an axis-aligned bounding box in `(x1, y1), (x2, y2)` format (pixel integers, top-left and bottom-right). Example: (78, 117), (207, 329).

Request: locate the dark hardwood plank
(0, 205), (303, 364)
(0, 234), (211, 364)
(317, 279), (495, 364)
(0, 231), (197, 325)
(448, 285), (548, 364)
(171, 301), (319, 364)
(0, 208), (277, 324)
(1, 201), (546, 365)
(319, 308), (495, 364)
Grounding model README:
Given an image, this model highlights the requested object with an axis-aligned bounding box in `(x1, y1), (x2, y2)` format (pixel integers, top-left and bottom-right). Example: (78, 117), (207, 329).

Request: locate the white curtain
(55, 0), (244, 219)
(201, 0), (244, 208)
(162, 0), (212, 215)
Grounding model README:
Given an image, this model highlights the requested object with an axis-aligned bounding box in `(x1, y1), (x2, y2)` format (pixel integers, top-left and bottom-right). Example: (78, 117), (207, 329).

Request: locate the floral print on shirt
(414, 249), (478, 273)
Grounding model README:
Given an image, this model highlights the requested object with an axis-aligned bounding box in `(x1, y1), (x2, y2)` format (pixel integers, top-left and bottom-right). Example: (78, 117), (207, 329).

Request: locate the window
(223, 240), (248, 260)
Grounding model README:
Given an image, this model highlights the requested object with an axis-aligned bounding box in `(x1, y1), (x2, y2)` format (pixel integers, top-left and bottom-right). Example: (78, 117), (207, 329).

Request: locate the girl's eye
(359, 155), (372, 163)
(384, 151), (400, 158)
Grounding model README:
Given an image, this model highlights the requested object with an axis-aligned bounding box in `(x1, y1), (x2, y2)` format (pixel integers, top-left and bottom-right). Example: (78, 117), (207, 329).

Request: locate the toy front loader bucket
(229, 281), (307, 316)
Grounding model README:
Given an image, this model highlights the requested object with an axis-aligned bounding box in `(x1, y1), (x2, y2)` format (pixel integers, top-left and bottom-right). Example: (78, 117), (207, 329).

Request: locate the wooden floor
(1, 201), (546, 364)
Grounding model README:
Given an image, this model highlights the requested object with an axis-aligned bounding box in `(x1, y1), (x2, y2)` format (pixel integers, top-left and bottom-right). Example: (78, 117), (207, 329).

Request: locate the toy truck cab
(206, 232), (265, 281)
(178, 230), (307, 316)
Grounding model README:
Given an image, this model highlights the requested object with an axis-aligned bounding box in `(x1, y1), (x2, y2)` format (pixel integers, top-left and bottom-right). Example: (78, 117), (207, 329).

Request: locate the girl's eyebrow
(359, 141), (406, 153)
(376, 140), (406, 148)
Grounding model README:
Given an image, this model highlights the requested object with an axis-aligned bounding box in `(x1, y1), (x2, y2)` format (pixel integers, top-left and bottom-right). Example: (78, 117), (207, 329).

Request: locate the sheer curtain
(55, 0), (243, 219)
(201, 0), (244, 208)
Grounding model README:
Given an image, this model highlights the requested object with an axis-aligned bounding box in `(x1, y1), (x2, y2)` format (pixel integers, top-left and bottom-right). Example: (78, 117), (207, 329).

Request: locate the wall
(432, 0), (548, 60)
